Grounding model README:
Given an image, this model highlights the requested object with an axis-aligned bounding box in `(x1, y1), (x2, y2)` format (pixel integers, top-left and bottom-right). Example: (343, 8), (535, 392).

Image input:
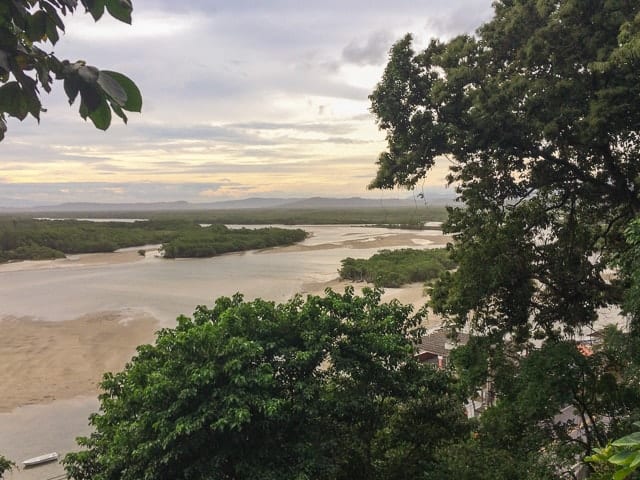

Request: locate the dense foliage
(30, 205), (449, 227)
(339, 248), (455, 287)
(161, 225), (307, 258)
(369, 0), (640, 477)
(0, 219), (306, 262)
(0, 0), (141, 140)
(64, 288), (468, 480)
(371, 0), (640, 341)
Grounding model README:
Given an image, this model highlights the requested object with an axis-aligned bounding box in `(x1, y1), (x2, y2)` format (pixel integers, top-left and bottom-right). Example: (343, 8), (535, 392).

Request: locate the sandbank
(0, 311), (158, 412)
(271, 232), (452, 252)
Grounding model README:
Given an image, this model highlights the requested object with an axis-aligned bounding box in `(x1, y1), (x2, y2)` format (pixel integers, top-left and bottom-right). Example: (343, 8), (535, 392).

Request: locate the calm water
(0, 225), (443, 325)
(0, 225), (444, 479)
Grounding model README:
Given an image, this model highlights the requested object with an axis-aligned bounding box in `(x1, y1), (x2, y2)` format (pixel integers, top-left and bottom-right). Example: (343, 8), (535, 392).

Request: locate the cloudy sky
(2, 1), (494, 205)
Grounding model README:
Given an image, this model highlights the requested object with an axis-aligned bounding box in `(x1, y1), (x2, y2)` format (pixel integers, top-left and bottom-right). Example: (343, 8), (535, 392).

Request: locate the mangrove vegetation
(0, 218), (306, 262)
(339, 248), (455, 288)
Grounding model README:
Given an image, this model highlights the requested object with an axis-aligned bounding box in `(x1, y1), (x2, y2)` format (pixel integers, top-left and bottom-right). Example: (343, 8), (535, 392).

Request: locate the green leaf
(88, 97), (111, 130)
(25, 90), (41, 121)
(109, 101), (128, 124)
(101, 70), (141, 112)
(613, 432), (640, 447)
(97, 70), (127, 106)
(0, 82), (29, 120)
(42, 2), (66, 31)
(609, 451), (637, 466)
(105, 0), (132, 24)
(45, 18), (60, 44)
(64, 77), (80, 105)
(79, 84), (102, 113)
(83, 0), (105, 21)
(27, 11), (48, 42)
(613, 466), (636, 480)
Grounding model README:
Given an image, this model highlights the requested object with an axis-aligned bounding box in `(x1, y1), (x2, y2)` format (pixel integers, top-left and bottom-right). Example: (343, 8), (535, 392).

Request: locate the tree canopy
(0, 0), (142, 141)
(370, 0), (640, 477)
(63, 288), (468, 480)
(371, 0), (640, 343)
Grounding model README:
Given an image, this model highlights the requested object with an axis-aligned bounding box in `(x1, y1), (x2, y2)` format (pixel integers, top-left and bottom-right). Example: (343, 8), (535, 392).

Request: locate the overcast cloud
(2, 1), (493, 205)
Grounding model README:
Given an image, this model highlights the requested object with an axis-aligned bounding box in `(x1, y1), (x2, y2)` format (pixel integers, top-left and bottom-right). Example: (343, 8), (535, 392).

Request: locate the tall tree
(0, 0), (142, 141)
(371, 1), (640, 476)
(64, 288), (467, 480)
(370, 0), (640, 343)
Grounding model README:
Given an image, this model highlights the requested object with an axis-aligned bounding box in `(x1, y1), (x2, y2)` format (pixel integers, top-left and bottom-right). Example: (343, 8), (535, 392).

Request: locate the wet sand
(0, 280), (438, 414)
(272, 232), (452, 252)
(0, 311), (158, 413)
(0, 249), (148, 273)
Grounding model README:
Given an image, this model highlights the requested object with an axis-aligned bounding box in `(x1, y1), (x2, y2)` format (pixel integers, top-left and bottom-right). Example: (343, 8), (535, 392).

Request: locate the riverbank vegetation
(0, 219), (306, 262)
(339, 248), (455, 288)
(5, 205), (448, 226)
(364, 0), (640, 477)
(161, 225), (307, 258)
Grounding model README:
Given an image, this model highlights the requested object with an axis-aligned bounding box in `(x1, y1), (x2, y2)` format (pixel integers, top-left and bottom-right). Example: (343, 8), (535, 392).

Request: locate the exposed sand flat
(271, 232), (453, 252)
(0, 311), (158, 413)
(0, 281), (438, 413)
(0, 250), (148, 273)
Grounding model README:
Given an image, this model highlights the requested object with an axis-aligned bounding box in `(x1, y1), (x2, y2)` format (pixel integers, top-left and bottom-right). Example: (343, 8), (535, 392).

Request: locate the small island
(339, 248), (455, 288)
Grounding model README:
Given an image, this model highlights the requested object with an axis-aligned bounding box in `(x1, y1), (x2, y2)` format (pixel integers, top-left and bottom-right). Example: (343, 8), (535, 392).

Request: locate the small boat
(22, 452), (58, 467)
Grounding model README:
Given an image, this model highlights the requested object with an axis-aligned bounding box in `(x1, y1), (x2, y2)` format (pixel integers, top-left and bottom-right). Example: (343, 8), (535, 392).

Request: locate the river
(0, 225), (447, 479)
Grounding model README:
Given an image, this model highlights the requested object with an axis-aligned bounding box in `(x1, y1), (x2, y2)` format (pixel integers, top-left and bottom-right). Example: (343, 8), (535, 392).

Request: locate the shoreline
(0, 279), (438, 414)
(0, 229), (450, 413)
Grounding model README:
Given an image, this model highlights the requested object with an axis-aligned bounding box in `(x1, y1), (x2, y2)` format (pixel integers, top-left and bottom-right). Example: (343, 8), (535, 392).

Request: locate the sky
(2, 1), (494, 206)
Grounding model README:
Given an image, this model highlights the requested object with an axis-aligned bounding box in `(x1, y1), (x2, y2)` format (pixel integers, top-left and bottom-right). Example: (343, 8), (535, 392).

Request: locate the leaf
(0, 82), (29, 120)
(27, 11), (48, 42)
(45, 18), (60, 44)
(97, 70), (127, 106)
(613, 466), (636, 480)
(78, 85), (102, 114)
(64, 76), (80, 105)
(83, 0), (105, 21)
(42, 2), (66, 31)
(613, 432), (640, 447)
(609, 451), (637, 466)
(105, 0), (132, 24)
(25, 90), (41, 121)
(109, 101), (128, 124)
(100, 70), (141, 112)
(88, 97), (111, 130)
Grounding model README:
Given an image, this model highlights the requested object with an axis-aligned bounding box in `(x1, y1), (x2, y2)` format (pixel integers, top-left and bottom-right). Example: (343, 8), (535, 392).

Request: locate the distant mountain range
(0, 194), (456, 213)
